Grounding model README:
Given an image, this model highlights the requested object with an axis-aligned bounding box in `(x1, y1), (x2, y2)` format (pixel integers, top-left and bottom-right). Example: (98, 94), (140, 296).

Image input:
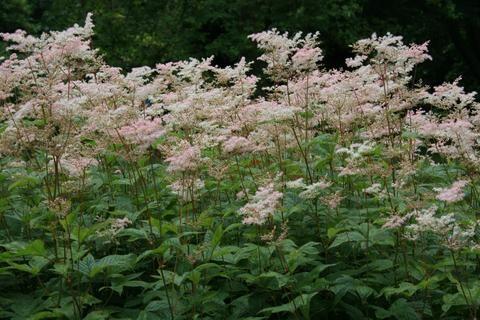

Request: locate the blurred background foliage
(1, 0), (480, 91)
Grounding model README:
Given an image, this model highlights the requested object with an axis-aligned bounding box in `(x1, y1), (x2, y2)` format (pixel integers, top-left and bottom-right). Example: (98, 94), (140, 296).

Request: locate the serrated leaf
(259, 292), (318, 319)
(329, 231), (365, 248)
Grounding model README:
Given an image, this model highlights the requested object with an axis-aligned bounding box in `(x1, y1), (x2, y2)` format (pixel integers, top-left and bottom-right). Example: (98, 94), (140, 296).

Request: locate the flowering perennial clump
(1, 14), (480, 319)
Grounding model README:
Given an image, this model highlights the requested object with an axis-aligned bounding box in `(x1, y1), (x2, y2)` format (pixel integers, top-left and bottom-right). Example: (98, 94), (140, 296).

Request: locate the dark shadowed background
(2, 0), (480, 91)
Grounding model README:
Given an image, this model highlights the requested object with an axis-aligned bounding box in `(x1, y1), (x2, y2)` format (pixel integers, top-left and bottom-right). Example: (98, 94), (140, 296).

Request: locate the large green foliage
(1, 137), (479, 319)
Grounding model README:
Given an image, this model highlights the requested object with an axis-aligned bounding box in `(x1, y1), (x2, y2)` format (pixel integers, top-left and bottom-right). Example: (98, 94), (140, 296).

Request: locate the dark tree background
(2, 0), (480, 91)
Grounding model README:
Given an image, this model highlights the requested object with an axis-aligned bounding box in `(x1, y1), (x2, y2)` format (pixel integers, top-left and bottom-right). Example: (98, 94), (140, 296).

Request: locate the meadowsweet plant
(1, 14), (480, 320)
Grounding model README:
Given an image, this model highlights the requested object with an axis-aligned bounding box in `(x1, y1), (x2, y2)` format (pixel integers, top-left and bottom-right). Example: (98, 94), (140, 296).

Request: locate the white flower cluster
(434, 180), (468, 203)
(286, 178), (333, 201)
(406, 206), (455, 240)
(336, 141), (376, 159)
(239, 183), (283, 225)
(299, 181), (332, 200)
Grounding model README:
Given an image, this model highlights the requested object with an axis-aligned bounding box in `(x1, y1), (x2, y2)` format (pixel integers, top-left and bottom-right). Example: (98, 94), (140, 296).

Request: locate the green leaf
(107, 272), (150, 294)
(207, 224), (223, 260)
(8, 256), (49, 275)
(83, 310), (112, 320)
(330, 275), (375, 302)
(2, 240), (47, 257)
(365, 259), (394, 272)
(111, 178), (133, 186)
(442, 293), (467, 313)
(381, 282), (419, 299)
(145, 300), (169, 312)
(374, 298), (419, 320)
(329, 231), (365, 248)
(259, 292), (318, 319)
(286, 241), (319, 272)
(79, 254), (136, 278)
(327, 227), (341, 239)
(8, 175), (40, 191)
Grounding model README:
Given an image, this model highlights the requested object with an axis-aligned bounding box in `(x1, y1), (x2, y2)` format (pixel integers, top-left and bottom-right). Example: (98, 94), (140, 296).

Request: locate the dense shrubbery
(1, 15), (480, 319)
